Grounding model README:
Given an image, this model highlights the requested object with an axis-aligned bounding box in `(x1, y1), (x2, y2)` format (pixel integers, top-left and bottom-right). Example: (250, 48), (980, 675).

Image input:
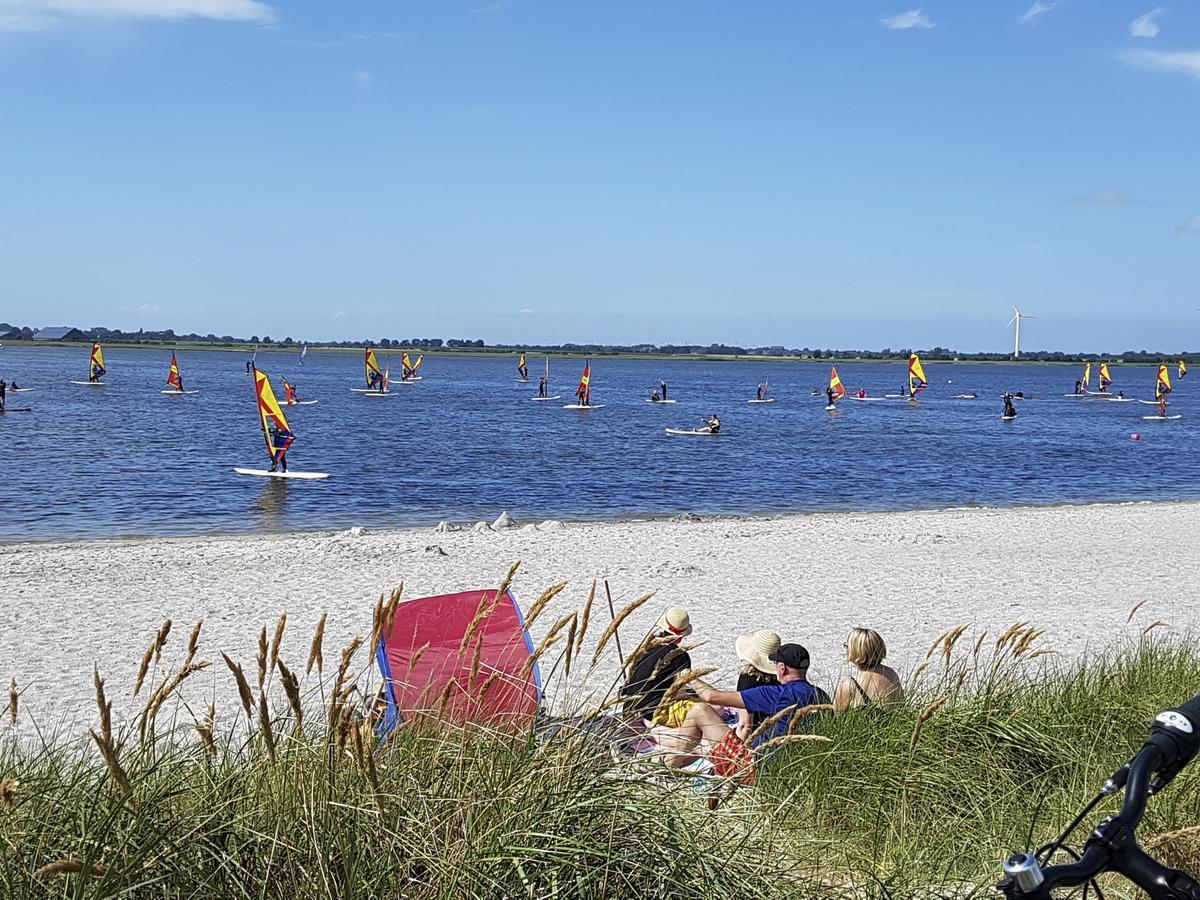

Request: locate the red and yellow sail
(254, 368), (294, 463)
(576, 361), (591, 403)
(1081, 362), (1091, 391)
(167, 352), (182, 389)
(1098, 362), (1112, 391)
(517, 353), (528, 378)
(1179, 360), (1188, 379)
(89, 343), (106, 381)
(365, 348), (383, 388)
(829, 366), (846, 401)
(908, 354), (927, 397)
(282, 378), (297, 405)
(1156, 364), (1172, 400)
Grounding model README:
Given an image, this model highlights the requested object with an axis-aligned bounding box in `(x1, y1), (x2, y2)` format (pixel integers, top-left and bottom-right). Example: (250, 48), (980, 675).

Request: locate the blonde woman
(834, 627), (903, 712)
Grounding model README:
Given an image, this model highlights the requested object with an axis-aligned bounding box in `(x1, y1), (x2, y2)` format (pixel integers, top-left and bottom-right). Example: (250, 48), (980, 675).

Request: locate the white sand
(2, 501), (1198, 739)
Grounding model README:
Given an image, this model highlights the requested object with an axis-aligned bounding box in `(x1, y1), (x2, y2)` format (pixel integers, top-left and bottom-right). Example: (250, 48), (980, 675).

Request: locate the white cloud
(352, 69), (372, 85)
(1177, 214), (1200, 235)
(0, 0), (276, 30)
(469, 2), (504, 13)
(518, 308), (534, 315)
(1018, 1), (1056, 26)
(880, 9), (933, 30)
(1130, 8), (1166, 39)
(1071, 188), (1135, 206)
(137, 303), (164, 314)
(1119, 48), (1200, 80)
(332, 310), (347, 319)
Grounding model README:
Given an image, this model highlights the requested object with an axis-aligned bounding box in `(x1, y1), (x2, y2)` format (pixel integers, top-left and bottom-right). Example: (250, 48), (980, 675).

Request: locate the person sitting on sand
(734, 630), (781, 739)
(620, 607), (694, 729)
(834, 627), (904, 713)
(653, 642), (829, 782)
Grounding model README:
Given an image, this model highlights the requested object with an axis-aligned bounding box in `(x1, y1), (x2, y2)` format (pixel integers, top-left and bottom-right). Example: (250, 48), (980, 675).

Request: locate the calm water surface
(0, 346), (1192, 541)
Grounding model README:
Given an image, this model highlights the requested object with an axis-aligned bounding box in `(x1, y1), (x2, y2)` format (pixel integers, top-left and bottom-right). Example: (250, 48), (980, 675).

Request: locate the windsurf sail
(1156, 364), (1172, 400)
(365, 348), (384, 389)
(402, 352), (414, 379)
(253, 368), (294, 465)
(908, 354), (927, 397)
(1081, 362), (1091, 391)
(282, 378), (298, 404)
(1179, 360), (1188, 379)
(1098, 362), (1112, 392)
(757, 377), (769, 399)
(829, 366), (846, 402)
(167, 351), (182, 390)
(517, 353), (528, 380)
(89, 343), (107, 382)
(299, 343), (308, 365)
(576, 360), (591, 405)
(382, 366), (391, 393)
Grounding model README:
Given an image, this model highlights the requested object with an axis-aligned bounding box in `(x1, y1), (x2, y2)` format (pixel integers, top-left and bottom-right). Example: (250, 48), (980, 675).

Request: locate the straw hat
(657, 607), (692, 638)
(736, 630), (781, 675)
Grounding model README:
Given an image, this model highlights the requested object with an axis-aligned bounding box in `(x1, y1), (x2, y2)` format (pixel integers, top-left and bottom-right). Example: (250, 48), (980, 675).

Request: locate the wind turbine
(1008, 306), (1034, 359)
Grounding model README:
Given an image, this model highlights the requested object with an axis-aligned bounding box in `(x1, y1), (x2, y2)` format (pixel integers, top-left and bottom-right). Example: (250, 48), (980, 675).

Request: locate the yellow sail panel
(1081, 362), (1091, 389)
(365, 348), (383, 387)
(254, 368), (293, 462)
(1156, 364), (1172, 399)
(413, 354), (423, 373)
(829, 366), (846, 400)
(167, 352), (182, 388)
(1179, 360), (1189, 379)
(1098, 362), (1112, 390)
(908, 354), (927, 396)
(89, 343), (107, 381)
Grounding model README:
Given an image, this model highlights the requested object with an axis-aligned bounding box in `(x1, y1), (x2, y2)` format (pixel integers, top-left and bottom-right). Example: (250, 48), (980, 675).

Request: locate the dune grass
(1, 581), (1197, 899)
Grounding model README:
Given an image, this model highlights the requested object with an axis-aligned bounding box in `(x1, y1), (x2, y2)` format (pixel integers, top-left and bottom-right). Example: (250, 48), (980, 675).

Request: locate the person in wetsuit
(707, 415), (721, 434)
(1002, 392), (1017, 418)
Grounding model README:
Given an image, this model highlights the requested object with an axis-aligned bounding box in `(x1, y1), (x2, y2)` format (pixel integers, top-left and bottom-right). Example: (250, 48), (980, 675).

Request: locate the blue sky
(1, 1), (1197, 352)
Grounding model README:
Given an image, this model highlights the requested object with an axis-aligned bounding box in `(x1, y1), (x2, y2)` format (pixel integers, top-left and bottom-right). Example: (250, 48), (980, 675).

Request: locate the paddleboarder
(756, 383), (765, 401)
(706, 414), (720, 434)
(1002, 392), (1017, 419)
(661, 380), (668, 401)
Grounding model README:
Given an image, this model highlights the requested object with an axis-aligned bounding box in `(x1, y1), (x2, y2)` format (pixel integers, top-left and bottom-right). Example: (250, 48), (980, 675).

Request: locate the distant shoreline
(0, 340), (1178, 366)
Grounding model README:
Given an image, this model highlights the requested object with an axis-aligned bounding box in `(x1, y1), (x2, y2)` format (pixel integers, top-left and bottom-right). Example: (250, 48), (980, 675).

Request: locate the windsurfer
(268, 423), (289, 473)
(756, 383), (765, 401)
(9, 380), (18, 391)
(0, 378), (6, 411)
(1002, 392), (1017, 419)
(660, 380), (668, 401)
(538, 376), (547, 398)
(285, 381), (298, 405)
(1074, 379), (1082, 395)
(706, 415), (720, 434)
(826, 387), (837, 407)
(1158, 396), (1168, 418)
(856, 388), (866, 399)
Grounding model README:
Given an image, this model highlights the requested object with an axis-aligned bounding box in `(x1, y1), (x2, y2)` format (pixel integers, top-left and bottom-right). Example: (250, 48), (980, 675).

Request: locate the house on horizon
(32, 326), (86, 341)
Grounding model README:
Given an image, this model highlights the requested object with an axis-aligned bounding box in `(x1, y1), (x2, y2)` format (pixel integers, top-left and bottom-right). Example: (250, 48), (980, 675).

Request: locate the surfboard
(1142, 415), (1182, 421)
(161, 390), (200, 395)
(531, 395), (562, 401)
(1001, 414), (1017, 421)
(234, 467), (330, 480)
(361, 391), (395, 398)
(401, 376), (423, 382)
(952, 394), (977, 400)
(0, 407), (33, 413)
(885, 393), (906, 399)
(665, 428), (719, 436)
(747, 398), (775, 404)
(563, 404), (605, 410)
(515, 379), (530, 384)
(1137, 400), (1165, 405)
(646, 399), (678, 404)
(70, 381), (107, 386)
(849, 396), (886, 402)
(1100, 397), (1133, 403)
(8, 388), (32, 393)
(824, 404), (838, 411)
(286, 400), (320, 406)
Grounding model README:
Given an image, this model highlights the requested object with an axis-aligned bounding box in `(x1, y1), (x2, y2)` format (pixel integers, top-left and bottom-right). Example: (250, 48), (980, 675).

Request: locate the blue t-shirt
(740, 679), (831, 744)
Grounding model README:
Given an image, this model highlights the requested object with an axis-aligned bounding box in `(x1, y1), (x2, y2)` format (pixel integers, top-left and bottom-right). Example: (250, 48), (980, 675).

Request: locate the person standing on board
(268, 422), (290, 473)
(538, 374), (547, 398)
(756, 383), (765, 401)
(826, 386), (837, 408)
(1158, 396), (1168, 418)
(1074, 379), (1082, 395)
(576, 382), (590, 407)
(0, 378), (6, 412)
(661, 379), (668, 401)
(1002, 392), (1017, 419)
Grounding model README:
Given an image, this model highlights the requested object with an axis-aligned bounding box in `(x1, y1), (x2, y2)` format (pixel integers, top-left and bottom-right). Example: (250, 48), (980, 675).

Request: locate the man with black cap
(693, 642), (830, 746)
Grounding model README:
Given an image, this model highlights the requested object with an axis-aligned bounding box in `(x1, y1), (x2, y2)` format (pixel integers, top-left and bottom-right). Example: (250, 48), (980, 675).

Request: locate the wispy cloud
(1071, 188), (1136, 207)
(880, 9), (933, 30)
(352, 69), (372, 85)
(1119, 48), (1200, 80)
(1018, 2), (1056, 26)
(137, 303), (164, 314)
(1176, 214), (1200, 235)
(332, 310), (347, 319)
(518, 308), (534, 315)
(1130, 8), (1167, 39)
(469, 2), (504, 14)
(0, 0), (276, 31)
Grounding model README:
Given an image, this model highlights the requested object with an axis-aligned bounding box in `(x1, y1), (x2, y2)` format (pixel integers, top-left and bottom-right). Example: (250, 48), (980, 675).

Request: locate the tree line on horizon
(0, 321), (1192, 363)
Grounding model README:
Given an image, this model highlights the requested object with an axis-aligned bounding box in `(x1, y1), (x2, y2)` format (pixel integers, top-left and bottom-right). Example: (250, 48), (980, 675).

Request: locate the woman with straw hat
(734, 630), (780, 740)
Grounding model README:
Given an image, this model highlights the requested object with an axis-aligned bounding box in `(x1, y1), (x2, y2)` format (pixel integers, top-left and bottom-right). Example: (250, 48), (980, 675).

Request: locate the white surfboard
(646, 399), (678, 404)
(665, 427), (719, 436)
(824, 404), (838, 411)
(1137, 400), (1165, 405)
(1142, 415), (1182, 421)
(401, 376), (423, 382)
(849, 396), (887, 402)
(286, 400), (320, 406)
(515, 379), (530, 384)
(563, 404), (605, 410)
(0, 407), (33, 413)
(70, 381), (107, 387)
(161, 389), (201, 395)
(747, 398), (775, 404)
(362, 392), (395, 398)
(1001, 414), (1017, 421)
(8, 388), (32, 393)
(234, 467), (330, 480)
(530, 395), (562, 401)
(952, 394), (977, 400)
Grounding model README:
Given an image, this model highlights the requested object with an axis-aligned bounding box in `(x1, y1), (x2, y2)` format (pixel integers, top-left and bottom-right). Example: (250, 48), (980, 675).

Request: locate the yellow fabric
(652, 699), (694, 729)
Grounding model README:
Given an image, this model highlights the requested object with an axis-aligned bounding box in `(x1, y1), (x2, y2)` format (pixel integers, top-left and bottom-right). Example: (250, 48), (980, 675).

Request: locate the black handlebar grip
(1145, 692), (1200, 778)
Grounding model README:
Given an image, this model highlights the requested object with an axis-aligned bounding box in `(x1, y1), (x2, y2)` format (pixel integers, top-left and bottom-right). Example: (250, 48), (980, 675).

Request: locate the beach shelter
(375, 589), (542, 736)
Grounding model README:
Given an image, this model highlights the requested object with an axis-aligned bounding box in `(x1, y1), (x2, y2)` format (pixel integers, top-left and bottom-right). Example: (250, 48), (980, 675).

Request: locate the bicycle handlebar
(999, 691), (1200, 900)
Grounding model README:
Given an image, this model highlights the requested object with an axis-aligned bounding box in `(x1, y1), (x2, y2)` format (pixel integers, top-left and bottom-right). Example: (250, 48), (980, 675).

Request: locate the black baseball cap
(769, 643), (810, 670)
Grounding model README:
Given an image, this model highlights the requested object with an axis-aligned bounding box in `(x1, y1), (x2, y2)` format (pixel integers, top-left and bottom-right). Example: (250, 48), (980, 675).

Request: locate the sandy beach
(3, 501), (1198, 738)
